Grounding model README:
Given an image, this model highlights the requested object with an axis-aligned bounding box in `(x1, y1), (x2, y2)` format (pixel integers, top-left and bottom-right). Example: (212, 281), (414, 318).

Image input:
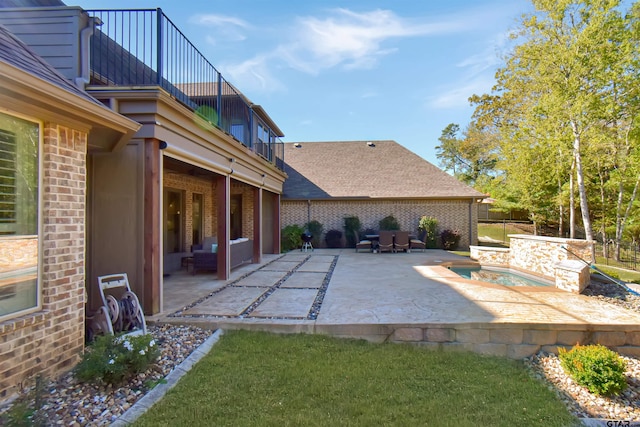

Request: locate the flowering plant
(74, 333), (160, 385)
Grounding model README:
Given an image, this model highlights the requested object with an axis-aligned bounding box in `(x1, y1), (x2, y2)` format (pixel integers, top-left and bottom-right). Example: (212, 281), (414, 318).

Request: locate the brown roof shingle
(283, 140), (486, 200)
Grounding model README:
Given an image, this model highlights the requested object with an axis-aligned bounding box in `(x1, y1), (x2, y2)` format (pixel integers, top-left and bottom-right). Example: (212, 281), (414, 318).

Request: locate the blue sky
(72, 0), (531, 165)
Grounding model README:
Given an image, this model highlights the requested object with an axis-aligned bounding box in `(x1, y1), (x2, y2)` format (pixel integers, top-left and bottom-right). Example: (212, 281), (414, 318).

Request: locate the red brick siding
(282, 199), (478, 248)
(0, 123), (87, 401)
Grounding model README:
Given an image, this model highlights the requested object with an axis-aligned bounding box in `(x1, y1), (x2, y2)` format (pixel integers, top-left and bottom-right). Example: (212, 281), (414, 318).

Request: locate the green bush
(305, 220), (323, 248)
(558, 344), (627, 396)
(379, 215), (400, 231)
(325, 229), (343, 248)
(343, 216), (362, 247)
(418, 216), (438, 248)
(440, 229), (461, 250)
(74, 333), (160, 385)
(281, 224), (304, 252)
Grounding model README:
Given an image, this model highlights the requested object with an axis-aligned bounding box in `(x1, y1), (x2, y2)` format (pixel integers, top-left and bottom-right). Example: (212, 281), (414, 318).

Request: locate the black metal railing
(86, 8), (284, 170)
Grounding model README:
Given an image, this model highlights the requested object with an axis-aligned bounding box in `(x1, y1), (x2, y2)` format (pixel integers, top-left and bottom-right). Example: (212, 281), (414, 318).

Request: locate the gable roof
(282, 140), (486, 200)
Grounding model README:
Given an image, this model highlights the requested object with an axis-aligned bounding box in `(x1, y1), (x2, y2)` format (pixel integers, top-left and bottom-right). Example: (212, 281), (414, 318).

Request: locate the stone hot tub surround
(469, 235), (594, 294)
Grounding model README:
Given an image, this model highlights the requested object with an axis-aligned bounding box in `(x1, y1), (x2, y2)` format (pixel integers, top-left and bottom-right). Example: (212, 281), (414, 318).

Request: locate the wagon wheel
(122, 291), (144, 331)
(106, 294), (122, 333)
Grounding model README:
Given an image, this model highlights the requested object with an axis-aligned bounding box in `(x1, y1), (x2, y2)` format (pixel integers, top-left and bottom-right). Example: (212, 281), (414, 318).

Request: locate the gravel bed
(1, 324), (214, 426)
(525, 279), (640, 423)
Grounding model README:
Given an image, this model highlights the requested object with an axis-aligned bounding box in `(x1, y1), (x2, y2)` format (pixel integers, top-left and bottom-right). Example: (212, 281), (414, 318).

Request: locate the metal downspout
(75, 16), (101, 89)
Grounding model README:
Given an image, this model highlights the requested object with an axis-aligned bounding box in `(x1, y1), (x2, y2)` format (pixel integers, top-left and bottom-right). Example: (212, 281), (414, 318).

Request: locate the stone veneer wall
(469, 246), (510, 267)
(282, 199), (478, 248)
(0, 124), (87, 400)
(508, 234), (593, 279)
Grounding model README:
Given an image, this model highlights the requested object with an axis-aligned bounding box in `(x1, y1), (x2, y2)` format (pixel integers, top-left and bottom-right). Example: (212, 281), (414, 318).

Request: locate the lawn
(477, 223), (531, 245)
(135, 330), (578, 427)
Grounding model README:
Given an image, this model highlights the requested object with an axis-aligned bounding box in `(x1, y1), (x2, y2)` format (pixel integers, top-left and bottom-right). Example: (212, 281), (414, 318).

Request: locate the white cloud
(218, 54), (285, 94)
(279, 8), (464, 74)
(190, 13), (251, 43)
(201, 7), (504, 94)
(428, 75), (496, 109)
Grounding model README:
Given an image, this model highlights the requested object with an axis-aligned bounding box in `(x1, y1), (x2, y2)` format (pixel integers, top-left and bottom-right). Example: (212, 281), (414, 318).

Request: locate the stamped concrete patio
(150, 249), (640, 359)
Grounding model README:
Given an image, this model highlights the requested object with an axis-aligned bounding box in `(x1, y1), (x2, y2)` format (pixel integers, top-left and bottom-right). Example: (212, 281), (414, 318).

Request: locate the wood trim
(216, 175), (230, 280)
(143, 138), (161, 314)
(272, 192), (281, 254)
(253, 187), (262, 263)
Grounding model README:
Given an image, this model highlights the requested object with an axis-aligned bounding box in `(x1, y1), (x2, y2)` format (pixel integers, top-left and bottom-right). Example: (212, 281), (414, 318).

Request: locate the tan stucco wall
(282, 199), (478, 248)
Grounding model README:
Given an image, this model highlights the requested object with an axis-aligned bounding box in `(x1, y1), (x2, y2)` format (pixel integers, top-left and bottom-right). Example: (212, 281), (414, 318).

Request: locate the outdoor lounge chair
(354, 230), (372, 252)
(410, 234), (426, 252)
(394, 231), (410, 252)
(378, 230), (394, 253)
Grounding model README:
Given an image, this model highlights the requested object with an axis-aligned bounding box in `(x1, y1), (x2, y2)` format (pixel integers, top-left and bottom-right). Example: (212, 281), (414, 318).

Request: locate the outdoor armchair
(410, 234), (426, 252)
(354, 230), (372, 252)
(394, 231), (410, 252)
(378, 230), (394, 253)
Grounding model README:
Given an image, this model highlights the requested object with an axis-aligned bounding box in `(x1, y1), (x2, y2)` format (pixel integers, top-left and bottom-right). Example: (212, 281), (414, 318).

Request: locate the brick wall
(163, 172), (256, 249)
(163, 171), (215, 249)
(282, 199), (478, 248)
(0, 123), (87, 401)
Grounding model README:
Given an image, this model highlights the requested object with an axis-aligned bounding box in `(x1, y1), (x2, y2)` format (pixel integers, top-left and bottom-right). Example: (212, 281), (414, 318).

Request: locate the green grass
(477, 223), (531, 245)
(594, 264), (640, 284)
(135, 331), (578, 427)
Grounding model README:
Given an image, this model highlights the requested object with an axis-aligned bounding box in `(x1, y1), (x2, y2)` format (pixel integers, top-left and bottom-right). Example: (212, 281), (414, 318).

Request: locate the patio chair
(354, 230), (372, 252)
(410, 234), (426, 252)
(378, 230), (394, 253)
(394, 231), (410, 253)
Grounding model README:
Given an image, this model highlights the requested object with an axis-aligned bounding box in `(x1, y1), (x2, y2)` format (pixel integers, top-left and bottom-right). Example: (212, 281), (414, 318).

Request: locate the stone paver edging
(111, 329), (223, 426)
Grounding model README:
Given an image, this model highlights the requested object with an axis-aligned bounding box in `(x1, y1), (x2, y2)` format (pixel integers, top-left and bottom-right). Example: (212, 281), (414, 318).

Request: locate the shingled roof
(283, 140), (486, 200)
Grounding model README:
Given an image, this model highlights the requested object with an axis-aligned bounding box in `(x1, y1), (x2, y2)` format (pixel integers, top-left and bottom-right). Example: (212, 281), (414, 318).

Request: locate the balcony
(86, 8), (284, 171)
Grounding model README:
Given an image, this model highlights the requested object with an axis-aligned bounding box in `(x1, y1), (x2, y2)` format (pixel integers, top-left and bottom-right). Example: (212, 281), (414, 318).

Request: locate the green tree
(471, 0), (640, 247)
(435, 122), (499, 187)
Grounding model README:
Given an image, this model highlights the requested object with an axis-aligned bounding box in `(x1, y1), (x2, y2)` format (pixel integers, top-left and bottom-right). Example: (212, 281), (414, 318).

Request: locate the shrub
(325, 229), (343, 248)
(418, 216), (438, 248)
(305, 220), (323, 248)
(343, 216), (361, 247)
(558, 344), (627, 396)
(441, 229), (461, 250)
(74, 333), (160, 385)
(281, 224), (304, 252)
(379, 215), (400, 231)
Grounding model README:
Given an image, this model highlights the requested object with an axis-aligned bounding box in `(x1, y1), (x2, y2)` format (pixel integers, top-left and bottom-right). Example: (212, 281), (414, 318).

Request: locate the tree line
(436, 0), (640, 260)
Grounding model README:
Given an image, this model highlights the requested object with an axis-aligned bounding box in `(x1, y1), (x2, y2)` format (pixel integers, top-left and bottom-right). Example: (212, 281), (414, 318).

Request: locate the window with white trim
(0, 111), (40, 319)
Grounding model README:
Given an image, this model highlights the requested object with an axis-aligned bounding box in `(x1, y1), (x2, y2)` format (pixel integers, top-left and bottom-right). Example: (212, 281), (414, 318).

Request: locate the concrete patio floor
(149, 249), (640, 359)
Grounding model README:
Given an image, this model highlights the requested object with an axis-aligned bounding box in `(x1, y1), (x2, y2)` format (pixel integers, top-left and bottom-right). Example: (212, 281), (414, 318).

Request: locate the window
(163, 189), (183, 254)
(0, 112), (40, 320)
(192, 193), (203, 246)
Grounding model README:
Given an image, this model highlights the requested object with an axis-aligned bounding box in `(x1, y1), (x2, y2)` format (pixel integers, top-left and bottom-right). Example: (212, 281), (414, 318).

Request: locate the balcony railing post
(216, 72), (222, 128)
(249, 111), (254, 149)
(156, 8), (163, 86)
